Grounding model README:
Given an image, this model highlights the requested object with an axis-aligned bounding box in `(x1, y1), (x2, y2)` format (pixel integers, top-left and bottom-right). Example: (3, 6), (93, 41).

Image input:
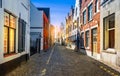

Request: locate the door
(92, 28), (97, 57)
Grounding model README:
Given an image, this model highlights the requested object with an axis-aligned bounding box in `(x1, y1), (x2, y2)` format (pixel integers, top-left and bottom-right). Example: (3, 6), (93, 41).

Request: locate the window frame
(81, 32), (85, 48)
(83, 10), (86, 24)
(18, 18), (26, 53)
(88, 3), (93, 21)
(4, 11), (16, 55)
(103, 13), (115, 50)
(95, 0), (99, 13)
(85, 30), (90, 47)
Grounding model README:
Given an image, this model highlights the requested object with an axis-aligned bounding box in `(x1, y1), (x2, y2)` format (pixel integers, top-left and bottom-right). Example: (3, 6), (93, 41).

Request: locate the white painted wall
(70, 0), (80, 39)
(100, 0), (120, 66)
(30, 3), (43, 28)
(73, 0), (80, 21)
(0, 0), (30, 64)
(0, 7), (4, 64)
(30, 3), (43, 50)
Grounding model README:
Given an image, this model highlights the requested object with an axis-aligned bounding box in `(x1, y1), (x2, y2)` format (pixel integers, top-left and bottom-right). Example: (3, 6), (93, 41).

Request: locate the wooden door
(92, 28), (97, 57)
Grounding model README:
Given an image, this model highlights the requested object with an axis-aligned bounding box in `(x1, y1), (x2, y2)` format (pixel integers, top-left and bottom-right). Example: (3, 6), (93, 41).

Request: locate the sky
(31, 0), (75, 26)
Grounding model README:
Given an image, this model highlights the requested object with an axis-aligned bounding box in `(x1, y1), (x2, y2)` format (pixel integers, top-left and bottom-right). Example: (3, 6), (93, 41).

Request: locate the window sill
(86, 47), (90, 49)
(4, 53), (17, 58)
(94, 11), (100, 15)
(82, 23), (86, 26)
(80, 46), (85, 49)
(103, 48), (116, 54)
(88, 19), (93, 23)
(82, 19), (93, 26)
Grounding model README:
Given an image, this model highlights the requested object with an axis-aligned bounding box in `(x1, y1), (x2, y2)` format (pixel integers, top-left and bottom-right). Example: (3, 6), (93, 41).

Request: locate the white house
(69, 0), (81, 49)
(0, 0), (30, 74)
(30, 3), (43, 55)
(100, 0), (120, 69)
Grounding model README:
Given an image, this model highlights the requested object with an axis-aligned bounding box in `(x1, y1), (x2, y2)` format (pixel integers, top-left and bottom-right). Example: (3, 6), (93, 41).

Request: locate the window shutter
(18, 18), (26, 52)
(18, 18), (22, 53)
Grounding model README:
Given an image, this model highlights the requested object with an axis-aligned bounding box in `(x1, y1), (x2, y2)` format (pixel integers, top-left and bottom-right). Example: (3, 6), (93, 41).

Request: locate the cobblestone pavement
(6, 44), (120, 76)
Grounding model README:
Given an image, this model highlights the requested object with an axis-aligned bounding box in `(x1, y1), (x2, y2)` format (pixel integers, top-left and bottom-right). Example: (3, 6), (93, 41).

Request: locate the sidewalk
(5, 47), (52, 76)
(66, 46), (120, 74)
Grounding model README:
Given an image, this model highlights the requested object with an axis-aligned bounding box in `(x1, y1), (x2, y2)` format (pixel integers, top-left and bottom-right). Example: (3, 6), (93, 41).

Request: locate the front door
(92, 28), (97, 57)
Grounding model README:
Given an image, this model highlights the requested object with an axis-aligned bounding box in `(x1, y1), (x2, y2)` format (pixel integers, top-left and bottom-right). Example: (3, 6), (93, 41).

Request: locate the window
(81, 32), (84, 47)
(76, 8), (77, 16)
(80, 0), (82, 9)
(81, 33), (84, 40)
(101, 0), (109, 5)
(83, 10), (86, 24)
(77, 18), (79, 28)
(85, 31), (89, 47)
(30, 32), (41, 50)
(4, 11), (16, 54)
(92, 28), (97, 42)
(88, 3), (93, 21)
(95, 0), (99, 13)
(4, 27), (8, 54)
(18, 18), (26, 52)
(103, 13), (115, 49)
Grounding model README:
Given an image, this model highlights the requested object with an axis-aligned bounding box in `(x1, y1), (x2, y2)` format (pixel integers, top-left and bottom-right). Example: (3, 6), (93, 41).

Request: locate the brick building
(38, 8), (50, 50)
(43, 12), (49, 50)
(80, 0), (100, 59)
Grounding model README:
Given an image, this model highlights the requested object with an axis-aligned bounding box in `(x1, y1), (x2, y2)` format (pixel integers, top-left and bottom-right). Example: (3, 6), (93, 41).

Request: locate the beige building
(100, 0), (120, 67)
(49, 24), (55, 46)
(65, 7), (74, 44)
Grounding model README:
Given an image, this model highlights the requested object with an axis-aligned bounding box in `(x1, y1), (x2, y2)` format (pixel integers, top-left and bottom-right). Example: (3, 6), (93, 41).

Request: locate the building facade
(72, 0), (81, 49)
(65, 7), (74, 45)
(49, 24), (55, 46)
(80, 0), (100, 59)
(100, 0), (120, 67)
(60, 23), (66, 45)
(30, 3), (43, 55)
(38, 8), (50, 51)
(43, 12), (49, 50)
(0, 0), (30, 74)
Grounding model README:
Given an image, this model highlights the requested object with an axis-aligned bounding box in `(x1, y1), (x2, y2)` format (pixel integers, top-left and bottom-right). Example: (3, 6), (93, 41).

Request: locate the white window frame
(103, 13), (116, 53)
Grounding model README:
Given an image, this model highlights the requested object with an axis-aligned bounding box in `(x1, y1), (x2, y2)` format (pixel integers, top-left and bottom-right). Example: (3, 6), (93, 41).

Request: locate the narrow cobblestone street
(6, 44), (120, 76)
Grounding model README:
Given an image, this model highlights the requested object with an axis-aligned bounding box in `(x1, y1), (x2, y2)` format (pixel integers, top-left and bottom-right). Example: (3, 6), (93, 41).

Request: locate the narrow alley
(6, 44), (120, 76)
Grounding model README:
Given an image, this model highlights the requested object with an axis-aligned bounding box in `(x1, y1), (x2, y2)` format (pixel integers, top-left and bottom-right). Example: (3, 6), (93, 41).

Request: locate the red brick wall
(43, 12), (49, 50)
(80, 0), (100, 53)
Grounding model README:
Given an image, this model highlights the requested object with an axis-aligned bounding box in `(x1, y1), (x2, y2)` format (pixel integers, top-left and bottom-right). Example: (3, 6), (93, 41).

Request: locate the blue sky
(31, 0), (75, 26)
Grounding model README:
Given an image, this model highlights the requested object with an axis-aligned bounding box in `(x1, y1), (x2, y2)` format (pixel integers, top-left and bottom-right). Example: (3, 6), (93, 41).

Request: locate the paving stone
(6, 44), (120, 76)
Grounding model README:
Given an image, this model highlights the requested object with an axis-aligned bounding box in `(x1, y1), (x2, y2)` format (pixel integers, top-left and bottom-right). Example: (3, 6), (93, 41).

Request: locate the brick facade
(80, 0), (100, 59)
(43, 13), (49, 50)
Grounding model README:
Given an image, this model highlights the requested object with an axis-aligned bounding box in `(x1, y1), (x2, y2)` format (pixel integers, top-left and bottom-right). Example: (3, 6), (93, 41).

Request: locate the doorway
(92, 28), (97, 57)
